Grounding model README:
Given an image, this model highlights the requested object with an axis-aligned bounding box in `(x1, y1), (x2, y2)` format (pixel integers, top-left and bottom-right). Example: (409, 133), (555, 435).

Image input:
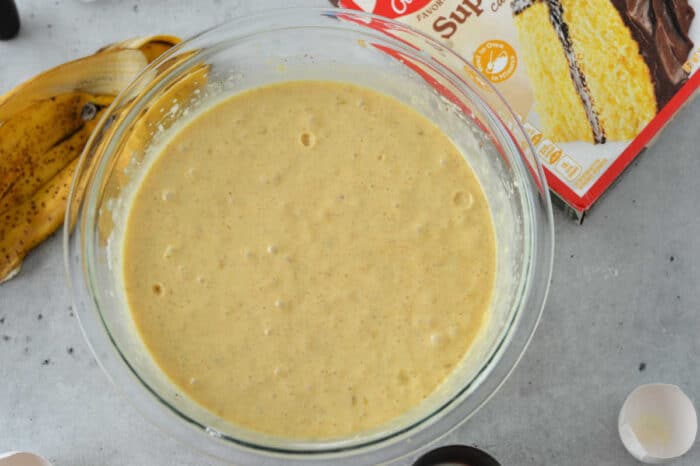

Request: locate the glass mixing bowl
(64, 8), (554, 465)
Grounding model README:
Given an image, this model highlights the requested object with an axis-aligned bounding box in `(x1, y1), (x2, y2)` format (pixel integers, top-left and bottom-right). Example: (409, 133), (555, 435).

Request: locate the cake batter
(122, 81), (496, 439)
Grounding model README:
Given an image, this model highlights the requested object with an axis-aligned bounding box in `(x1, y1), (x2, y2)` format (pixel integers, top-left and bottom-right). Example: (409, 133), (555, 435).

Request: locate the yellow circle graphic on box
(472, 40), (517, 83)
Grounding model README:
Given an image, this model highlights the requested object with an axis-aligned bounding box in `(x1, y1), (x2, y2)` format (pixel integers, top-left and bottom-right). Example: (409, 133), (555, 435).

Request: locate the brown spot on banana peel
(0, 157), (78, 282)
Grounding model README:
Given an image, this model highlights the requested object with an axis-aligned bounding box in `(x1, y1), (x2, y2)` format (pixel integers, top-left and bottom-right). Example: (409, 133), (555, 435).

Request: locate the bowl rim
(64, 6), (555, 465)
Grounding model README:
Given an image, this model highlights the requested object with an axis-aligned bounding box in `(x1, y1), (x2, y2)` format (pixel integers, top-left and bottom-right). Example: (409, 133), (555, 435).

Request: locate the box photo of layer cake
(332, 0), (700, 220)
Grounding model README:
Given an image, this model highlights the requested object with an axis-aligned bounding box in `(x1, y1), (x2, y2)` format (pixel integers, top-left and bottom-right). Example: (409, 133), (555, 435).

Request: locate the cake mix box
(332, 0), (700, 220)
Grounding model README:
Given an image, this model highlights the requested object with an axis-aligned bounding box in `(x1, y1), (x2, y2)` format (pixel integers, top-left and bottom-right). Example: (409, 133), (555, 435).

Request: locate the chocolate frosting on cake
(513, 0), (695, 112)
(611, 0), (695, 109)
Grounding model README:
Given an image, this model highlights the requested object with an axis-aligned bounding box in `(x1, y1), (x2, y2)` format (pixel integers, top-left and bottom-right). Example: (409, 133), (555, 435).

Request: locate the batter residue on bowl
(122, 80), (496, 439)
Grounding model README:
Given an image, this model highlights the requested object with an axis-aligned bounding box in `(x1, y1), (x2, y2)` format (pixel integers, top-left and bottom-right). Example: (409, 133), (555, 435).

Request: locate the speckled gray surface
(1, 1), (699, 465)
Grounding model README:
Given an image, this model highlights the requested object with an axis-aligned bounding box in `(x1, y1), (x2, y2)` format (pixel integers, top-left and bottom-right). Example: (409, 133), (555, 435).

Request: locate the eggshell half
(619, 384), (697, 463)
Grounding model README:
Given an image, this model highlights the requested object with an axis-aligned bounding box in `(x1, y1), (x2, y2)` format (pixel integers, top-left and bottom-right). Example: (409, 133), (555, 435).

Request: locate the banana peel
(0, 35), (180, 283)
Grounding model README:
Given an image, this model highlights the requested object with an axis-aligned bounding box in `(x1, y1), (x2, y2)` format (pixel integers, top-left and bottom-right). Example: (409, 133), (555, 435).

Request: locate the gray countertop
(2, 1), (699, 465)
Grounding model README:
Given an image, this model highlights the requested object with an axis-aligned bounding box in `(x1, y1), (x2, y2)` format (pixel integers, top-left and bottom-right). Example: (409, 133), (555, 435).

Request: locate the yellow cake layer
(514, 2), (594, 143)
(562, 0), (656, 141)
